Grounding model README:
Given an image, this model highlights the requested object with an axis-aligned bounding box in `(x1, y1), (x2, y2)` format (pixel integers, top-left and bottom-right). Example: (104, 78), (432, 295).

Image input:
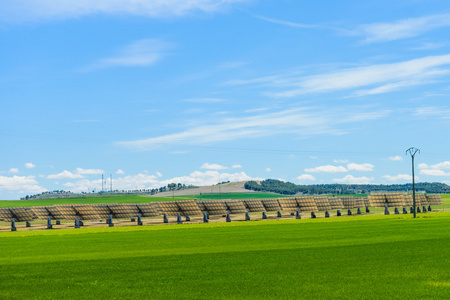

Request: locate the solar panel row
(0, 194), (442, 222)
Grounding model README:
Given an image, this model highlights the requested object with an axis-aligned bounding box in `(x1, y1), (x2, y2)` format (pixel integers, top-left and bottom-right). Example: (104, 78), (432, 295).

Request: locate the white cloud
(76, 168), (104, 175)
(160, 171), (260, 187)
(305, 165), (348, 173)
(0, 0), (250, 22)
(200, 163), (228, 170)
(356, 13), (450, 43)
(347, 163), (374, 171)
(389, 156), (403, 161)
(419, 161), (450, 172)
(265, 168), (272, 172)
(85, 39), (171, 70)
(230, 54), (450, 98)
(333, 175), (374, 184)
(47, 170), (84, 179)
(231, 165), (242, 169)
(116, 107), (389, 150)
(116, 169), (125, 175)
(47, 168), (103, 179)
(25, 162), (36, 169)
(333, 159), (349, 163)
(9, 168), (19, 174)
(420, 169), (450, 176)
(156, 171), (163, 177)
(0, 175), (46, 193)
(296, 174), (315, 181)
(383, 174), (413, 181)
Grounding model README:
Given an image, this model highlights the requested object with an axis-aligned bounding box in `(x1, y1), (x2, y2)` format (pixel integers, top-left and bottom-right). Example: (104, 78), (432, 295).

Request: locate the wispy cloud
(25, 163), (36, 169)
(355, 13), (450, 43)
(0, 0), (251, 23)
(254, 15), (316, 29)
(116, 107), (389, 150)
(389, 156), (403, 161)
(228, 54), (450, 98)
(305, 165), (348, 173)
(383, 174), (413, 181)
(333, 175), (374, 184)
(414, 106), (450, 119)
(83, 39), (171, 70)
(347, 163), (374, 171)
(200, 163), (228, 170)
(183, 98), (226, 103)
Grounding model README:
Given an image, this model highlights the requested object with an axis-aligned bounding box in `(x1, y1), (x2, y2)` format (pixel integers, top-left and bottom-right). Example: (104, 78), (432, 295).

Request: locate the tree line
(244, 179), (450, 195)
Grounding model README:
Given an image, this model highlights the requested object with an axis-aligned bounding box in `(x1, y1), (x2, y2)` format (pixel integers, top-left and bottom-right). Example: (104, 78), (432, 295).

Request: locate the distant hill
(244, 179), (450, 195)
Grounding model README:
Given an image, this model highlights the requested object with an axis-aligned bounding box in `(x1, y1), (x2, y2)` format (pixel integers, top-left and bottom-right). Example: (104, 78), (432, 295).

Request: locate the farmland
(0, 212), (449, 299)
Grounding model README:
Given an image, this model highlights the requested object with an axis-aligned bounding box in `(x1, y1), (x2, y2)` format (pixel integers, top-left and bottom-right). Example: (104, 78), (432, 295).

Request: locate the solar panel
(314, 197), (331, 211)
(55, 205), (79, 220)
(195, 200), (207, 212)
(72, 205), (101, 220)
(362, 197), (371, 207)
(45, 206), (66, 220)
(328, 197), (344, 210)
(296, 196), (318, 212)
(0, 208), (14, 222)
(224, 200), (247, 214)
(9, 207), (36, 222)
(261, 199), (281, 212)
(31, 206), (51, 219)
(404, 194), (427, 207)
(426, 194), (443, 205)
(368, 194), (386, 208)
(243, 200), (266, 212)
(201, 201), (227, 215)
(176, 200), (203, 216)
(354, 197), (366, 208)
(416, 194), (427, 206)
(135, 203), (161, 217)
(91, 204), (113, 219)
(107, 204), (139, 219)
(157, 201), (180, 217)
(341, 197), (356, 209)
(278, 197), (298, 212)
(385, 193), (406, 208)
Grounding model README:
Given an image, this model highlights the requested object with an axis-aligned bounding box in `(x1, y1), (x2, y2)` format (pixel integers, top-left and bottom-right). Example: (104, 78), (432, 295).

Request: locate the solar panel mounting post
(11, 218), (16, 231)
(47, 216), (52, 229)
(406, 147), (420, 218)
(75, 215), (80, 228)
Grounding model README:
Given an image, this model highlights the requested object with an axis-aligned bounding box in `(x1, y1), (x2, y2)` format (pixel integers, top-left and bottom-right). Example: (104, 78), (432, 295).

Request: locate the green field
(1, 213), (449, 299)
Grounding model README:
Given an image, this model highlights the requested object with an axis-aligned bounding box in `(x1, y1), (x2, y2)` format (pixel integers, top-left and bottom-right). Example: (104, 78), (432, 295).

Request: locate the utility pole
(406, 147), (420, 218)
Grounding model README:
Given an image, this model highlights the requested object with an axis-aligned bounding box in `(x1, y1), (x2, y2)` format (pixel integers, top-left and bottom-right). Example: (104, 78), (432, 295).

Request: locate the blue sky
(1, 0), (450, 200)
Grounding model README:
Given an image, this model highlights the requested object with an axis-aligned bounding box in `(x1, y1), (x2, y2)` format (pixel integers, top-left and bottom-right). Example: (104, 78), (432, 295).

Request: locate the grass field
(0, 213), (449, 299)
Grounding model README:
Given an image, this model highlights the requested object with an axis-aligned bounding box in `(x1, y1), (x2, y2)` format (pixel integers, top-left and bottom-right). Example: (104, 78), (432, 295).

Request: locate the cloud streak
(83, 39), (171, 70)
(116, 107), (389, 150)
(356, 13), (450, 43)
(0, 0), (251, 23)
(227, 54), (450, 98)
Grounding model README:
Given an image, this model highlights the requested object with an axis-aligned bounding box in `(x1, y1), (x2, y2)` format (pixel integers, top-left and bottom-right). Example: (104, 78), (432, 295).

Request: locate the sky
(1, 0), (450, 200)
